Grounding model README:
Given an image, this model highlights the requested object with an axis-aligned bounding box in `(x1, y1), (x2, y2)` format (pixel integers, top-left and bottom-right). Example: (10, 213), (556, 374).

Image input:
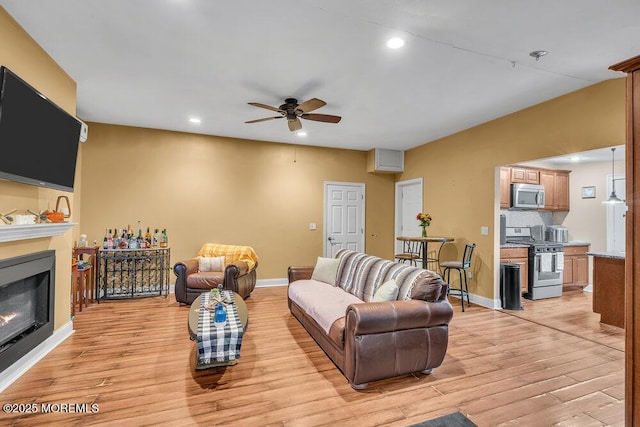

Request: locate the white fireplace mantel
(0, 222), (77, 243)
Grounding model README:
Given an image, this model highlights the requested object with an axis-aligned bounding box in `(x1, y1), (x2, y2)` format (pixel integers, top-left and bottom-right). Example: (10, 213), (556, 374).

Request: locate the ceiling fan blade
(296, 98), (326, 113)
(245, 116), (282, 124)
(288, 118), (302, 132)
(248, 102), (283, 113)
(300, 113), (342, 124)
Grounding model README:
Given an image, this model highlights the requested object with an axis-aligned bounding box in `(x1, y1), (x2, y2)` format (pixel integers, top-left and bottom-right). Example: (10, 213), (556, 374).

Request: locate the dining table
(396, 236), (455, 272)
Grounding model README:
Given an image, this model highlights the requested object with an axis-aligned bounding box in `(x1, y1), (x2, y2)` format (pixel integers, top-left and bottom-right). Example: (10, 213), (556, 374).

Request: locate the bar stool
(395, 239), (422, 266)
(441, 243), (475, 312)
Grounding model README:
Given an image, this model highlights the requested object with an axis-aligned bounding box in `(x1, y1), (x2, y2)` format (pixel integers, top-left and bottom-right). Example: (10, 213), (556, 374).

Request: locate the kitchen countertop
(586, 251), (625, 260)
(500, 243), (529, 249)
(565, 240), (591, 247)
(501, 240), (591, 249)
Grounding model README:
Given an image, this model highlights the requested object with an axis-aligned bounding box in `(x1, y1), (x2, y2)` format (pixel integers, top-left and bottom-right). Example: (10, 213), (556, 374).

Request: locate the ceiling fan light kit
(529, 50), (548, 61)
(246, 97), (342, 132)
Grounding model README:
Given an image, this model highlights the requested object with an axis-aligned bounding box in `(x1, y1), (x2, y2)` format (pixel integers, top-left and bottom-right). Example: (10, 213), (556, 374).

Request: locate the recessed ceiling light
(386, 38), (405, 49)
(297, 131), (307, 137)
(570, 156), (581, 162)
(189, 117), (201, 124)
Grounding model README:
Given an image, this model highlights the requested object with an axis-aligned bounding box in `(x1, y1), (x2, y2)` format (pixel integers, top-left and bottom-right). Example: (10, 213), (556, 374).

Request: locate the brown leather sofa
(173, 244), (258, 304)
(288, 249), (453, 389)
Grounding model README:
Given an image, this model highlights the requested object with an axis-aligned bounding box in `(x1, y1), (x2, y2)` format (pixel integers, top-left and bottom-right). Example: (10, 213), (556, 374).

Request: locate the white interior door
(324, 182), (365, 257)
(395, 178), (423, 253)
(606, 175), (626, 253)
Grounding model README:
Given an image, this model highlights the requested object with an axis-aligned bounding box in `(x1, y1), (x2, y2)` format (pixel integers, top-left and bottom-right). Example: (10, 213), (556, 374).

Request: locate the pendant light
(603, 147), (624, 204)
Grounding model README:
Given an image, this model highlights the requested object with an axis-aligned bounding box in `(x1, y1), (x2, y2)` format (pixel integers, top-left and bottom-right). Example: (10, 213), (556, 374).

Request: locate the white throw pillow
(372, 279), (399, 302)
(311, 257), (340, 286)
(198, 256), (225, 272)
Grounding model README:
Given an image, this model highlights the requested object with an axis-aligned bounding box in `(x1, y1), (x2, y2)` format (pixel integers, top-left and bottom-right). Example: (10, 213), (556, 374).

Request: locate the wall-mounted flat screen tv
(0, 66), (81, 192)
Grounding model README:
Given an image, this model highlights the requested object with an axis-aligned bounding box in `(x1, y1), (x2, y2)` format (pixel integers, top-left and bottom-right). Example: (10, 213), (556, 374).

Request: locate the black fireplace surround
(0, 250), (55, 374)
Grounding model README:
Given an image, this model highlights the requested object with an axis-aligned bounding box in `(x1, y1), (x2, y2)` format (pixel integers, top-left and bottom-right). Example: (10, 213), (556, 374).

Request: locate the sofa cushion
(198, 256), (225, 272)
(288, 279), (362, 334)
(186, 271), (224, 289)
(311, 257), (340, 285)
(372, 279), (399, 302)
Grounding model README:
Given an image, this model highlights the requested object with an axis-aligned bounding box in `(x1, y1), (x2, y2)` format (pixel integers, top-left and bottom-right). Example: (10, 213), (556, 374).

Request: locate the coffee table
(188, 292), (248, 369)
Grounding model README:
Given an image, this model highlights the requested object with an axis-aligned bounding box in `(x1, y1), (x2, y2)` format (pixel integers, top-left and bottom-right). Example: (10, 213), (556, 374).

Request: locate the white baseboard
(256, 278), (287, 288)
(583, 284), (593, 293)
(0, 321), (74, 393)
(449, 293), (502, 310)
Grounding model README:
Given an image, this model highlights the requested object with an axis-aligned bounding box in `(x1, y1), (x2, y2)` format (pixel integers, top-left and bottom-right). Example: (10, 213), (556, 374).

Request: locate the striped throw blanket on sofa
(334, 249), (434, 302)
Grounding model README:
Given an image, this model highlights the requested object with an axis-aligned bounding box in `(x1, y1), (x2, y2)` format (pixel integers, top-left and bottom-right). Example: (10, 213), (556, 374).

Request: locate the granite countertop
(586, 251), (625, 260)
(501, 240), (591, 249)
(564, 240), (591, 247)
(500, 243), (529, 249)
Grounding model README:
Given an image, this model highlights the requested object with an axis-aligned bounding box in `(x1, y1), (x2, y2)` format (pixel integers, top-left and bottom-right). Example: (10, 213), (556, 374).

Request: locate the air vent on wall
(367, 148), (404, 173)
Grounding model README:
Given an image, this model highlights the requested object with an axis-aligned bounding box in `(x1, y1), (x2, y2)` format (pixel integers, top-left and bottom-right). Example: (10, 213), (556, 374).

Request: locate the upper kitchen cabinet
(540, 169), (570, 211)
(510, 166), (540, 184)
(500, 167), (511, 209)
(500, 165), (570, 211)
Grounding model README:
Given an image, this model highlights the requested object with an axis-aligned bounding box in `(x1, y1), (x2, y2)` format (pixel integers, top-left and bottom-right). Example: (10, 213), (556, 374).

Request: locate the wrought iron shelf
(0, 222), (77, 243)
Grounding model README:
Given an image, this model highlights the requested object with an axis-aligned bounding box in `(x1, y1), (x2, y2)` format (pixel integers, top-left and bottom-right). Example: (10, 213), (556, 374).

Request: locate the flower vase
(421, 226), (427, 238)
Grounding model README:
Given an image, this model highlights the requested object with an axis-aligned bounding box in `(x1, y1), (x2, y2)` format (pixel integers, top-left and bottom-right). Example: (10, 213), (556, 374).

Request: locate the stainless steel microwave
(511, 183), (545, 209)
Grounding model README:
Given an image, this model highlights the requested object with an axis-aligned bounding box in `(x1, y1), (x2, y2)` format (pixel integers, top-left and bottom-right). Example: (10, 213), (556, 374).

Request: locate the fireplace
(0, 250), (55, 374)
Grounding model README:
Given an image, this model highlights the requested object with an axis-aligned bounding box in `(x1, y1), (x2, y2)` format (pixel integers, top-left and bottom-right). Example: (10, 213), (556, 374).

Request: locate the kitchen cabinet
(501, 165), (570, 212)
(540, 169), (570, 211)
(510, 167), (539, 184)
(590, 253), (624, 328)
(500, 247), (529, 294)
(562, 245), (589, 289)
(500, 167), (511, 209)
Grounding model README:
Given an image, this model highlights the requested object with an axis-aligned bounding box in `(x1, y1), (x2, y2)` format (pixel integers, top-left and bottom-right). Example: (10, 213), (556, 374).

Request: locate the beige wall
(78, 123), (396, 278)
(399, 78), (625, 302)
(555, 159), (625, 252)
(0, 8), (79, 330)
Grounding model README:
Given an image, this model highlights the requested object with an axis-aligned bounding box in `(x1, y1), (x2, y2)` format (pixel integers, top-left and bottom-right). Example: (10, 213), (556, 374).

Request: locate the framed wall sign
(582, 186), (596, 199)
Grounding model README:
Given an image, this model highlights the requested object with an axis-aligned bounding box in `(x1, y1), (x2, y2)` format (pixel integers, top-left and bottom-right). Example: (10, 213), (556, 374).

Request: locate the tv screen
(0, 66), (81, 192)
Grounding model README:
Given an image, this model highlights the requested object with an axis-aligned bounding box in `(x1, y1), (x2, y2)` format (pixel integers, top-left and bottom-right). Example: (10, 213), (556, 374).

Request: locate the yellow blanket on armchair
(197, 244), (258, 271)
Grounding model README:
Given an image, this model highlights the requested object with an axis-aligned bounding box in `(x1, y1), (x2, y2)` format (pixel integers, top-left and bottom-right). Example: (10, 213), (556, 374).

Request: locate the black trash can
(500, 263), (523, 310)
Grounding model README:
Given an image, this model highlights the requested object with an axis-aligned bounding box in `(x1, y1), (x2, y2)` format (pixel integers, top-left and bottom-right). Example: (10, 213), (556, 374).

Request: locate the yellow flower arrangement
(417, 212), (432, 237)
(416, 212), (432, 227)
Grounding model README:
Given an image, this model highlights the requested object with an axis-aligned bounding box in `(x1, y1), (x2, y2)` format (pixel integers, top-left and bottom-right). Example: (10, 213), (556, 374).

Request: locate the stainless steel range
(505, 226), (564, 300)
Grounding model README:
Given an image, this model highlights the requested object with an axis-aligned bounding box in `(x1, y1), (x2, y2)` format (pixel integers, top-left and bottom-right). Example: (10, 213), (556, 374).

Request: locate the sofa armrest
(179, 258), (199, 275)
(227, 260), (249, 276)
(173, 258), (199, 304)
(225, 261), (258, 299)
(288, 266), (314, 283)
(345, 299), (453, 335)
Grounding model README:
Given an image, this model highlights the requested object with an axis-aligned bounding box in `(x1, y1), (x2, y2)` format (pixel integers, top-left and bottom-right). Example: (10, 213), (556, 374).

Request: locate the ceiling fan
(245, 97), (342, 132)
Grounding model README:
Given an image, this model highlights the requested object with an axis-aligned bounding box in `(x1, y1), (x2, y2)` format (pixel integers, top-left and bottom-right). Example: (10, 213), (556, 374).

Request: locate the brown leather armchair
(173, 244), (258, 304)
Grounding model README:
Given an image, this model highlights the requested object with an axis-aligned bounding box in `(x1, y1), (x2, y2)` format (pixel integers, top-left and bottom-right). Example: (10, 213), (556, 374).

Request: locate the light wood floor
(0, 287), (624, 426)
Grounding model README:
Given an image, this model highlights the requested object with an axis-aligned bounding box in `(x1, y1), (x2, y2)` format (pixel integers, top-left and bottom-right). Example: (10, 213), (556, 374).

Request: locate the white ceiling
(1, 1), (639, 151)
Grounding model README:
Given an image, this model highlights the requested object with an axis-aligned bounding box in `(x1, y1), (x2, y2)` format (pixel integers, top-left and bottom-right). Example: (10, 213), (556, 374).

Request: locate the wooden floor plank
(0, 286), (624, 426)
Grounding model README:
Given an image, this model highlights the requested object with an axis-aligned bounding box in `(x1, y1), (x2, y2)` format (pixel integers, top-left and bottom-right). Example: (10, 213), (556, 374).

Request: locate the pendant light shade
(603, 147), (624, 204)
